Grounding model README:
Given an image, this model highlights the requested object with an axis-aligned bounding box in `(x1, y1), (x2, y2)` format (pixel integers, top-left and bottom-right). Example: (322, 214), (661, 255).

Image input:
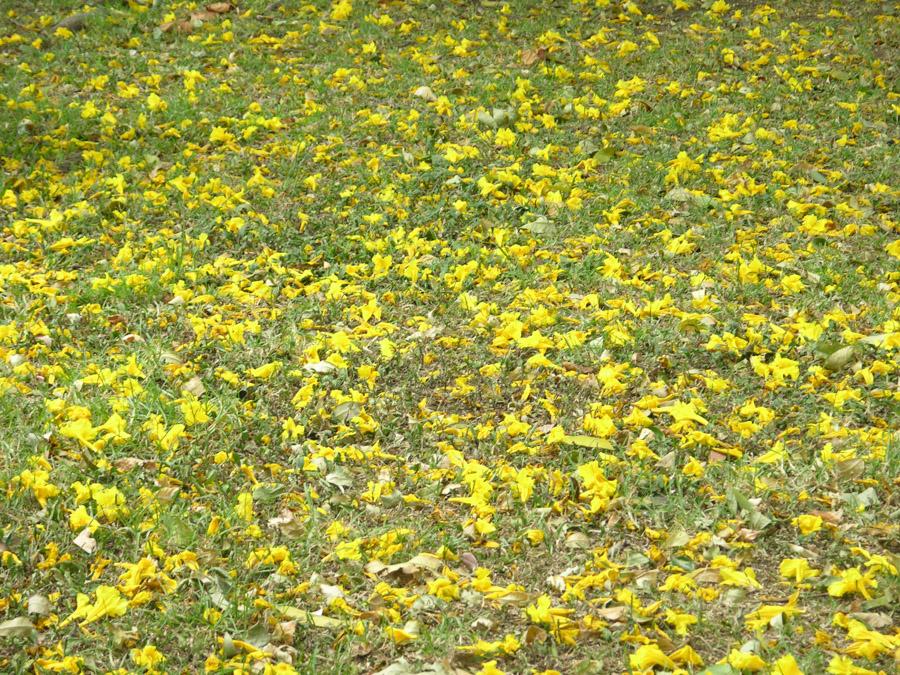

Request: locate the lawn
(0, 1), (898, 673)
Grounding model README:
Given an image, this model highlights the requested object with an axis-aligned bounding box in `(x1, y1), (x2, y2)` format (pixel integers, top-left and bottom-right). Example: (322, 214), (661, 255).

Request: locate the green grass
(0, 0), (898, 674)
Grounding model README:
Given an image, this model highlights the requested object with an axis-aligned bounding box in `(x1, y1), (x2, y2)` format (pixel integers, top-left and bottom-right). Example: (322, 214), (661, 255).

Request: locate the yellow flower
(34, 655), (83, 673)
(96, 413), (130, 444)
(477, 661), (505, 675)
(827, 567), (878, 599)
(575, 461), (618, 512)
(744, 593), (804, 631)
(664, 608), (698, 636)
(131, 645), (165, 669)
(331, 0), (353, 21)
(209, 126), (235, 144)
(792, 514), (823, 535)
(682, 457), (705, 477)
(653, 400), (709, 432)
(69, 505), (99, 532)
(629, 644), (675, 671)
(525, 529), (544, 545)
(494, 128), (516, 147)
(118, 558), (176, 598)
(146, 92), (167, 112)
(827, 655), (880, 675)
(772, 654), (804, 675)
(58, 418), (100, 450)
(16, 469), (60, 507)
(180, 398), (210, 426)
(335, 538), (363, 561)
(458, 634), (520, 657)
(60, 585), (128, 627)
(582, 412), (617, 437)
(384, 625), (417, 645)
(235, 492), (254, 522)
(669, 644), (703, 667)
(726, 649), (767, 671)
(526, 595), (574, 626)
(427, 577), (460, 601)
(780, 274), (806, 295)
(247, 361), (281, 380)
(94, 485), (128, 521)
(779, 558), (819, 583)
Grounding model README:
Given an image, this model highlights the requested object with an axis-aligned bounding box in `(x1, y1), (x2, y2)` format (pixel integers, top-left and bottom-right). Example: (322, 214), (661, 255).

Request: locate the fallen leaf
(382, 553), (444, 580)
(459, 552), (478, 572)
(524, 624), (548, 644)
(848, 612), (892, 629)
(54, 13), (91, 32)
(73, 527), (97, 554)
(190, 11), (220, 22)
(495, 591), (532, 606)
(664, 529), (690, 548)
(565, 531), (592, 549)
(267, 509), (306, 537)
(183, 376), (205, 397)
(274, 605), (343, 628)
(27, 595), (50, 617)
(413, 86), (437, 102)
(332, 401), (361, 422)
(858, 333), (888, 348)
(0, 617), (34, 638)
(523, 215), (556, 236)
(824, 345), (855, 371)
(810, 510), (843, 525)
(595, 605), (628, 622)
(521, 47), (547, 66)
(112, 457), (156, 472)
(325, 466), (354, 491)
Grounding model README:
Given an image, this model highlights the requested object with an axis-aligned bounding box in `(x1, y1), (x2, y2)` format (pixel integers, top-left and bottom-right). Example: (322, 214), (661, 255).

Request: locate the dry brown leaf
(595, 605), (628, 622)
(363, 560), (387, 576)
(381, 553), (444, 580)
(274, 605), (343, 628)
(268, 509), (306, 537)
(190, 11), (219, 22)
(160, 20), (193, 34)
(811, 509), (843, 525)
(206, 2), (233, 12)
(708, 450), (728, 463)
(112, 457), (157, 473)
(272, 621), (297, 645)
(521, 47), (547, 67)
(848, 612), (892, 629)
(524, 625), (548, 644)
(413, 85), (437, 102)
(694, 568), (721, 584)
(459, 551), (478, 572)
(156, 486), (181, 503)
(735, 528), (761, 542)
(183, 376), (205, 397)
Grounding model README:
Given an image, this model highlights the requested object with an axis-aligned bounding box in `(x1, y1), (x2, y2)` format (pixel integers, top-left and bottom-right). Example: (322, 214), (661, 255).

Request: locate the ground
(0, 0), (898, 674)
